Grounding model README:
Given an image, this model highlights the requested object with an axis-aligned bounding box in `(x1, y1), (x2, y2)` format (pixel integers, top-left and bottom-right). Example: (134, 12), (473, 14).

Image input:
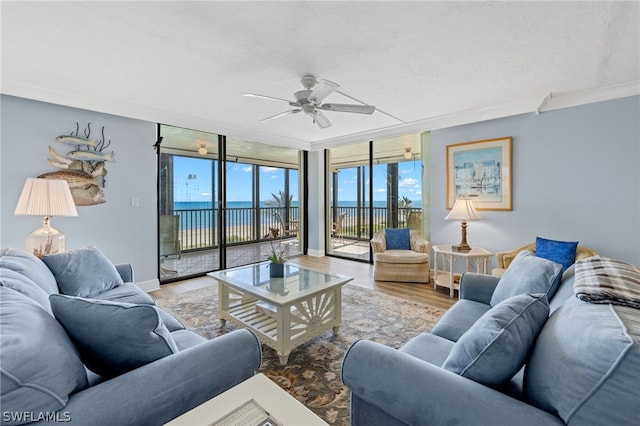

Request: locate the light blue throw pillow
(442, 293), (549, 387)
(0, 268), (53, 314)
(385, 228), (411, 250)
(49, 294), (179, 378)
(0, 247), (59, 295)
(490, 251), (563, 306)
(536, 236), (578, 272)
(1, 288), (88, 416)
(42, 246), (124, 298)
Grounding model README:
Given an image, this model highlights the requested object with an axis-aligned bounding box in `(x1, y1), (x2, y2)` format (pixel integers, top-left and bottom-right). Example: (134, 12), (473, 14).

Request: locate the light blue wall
(1, 95), (158, 282)
(430, 96), (640, 266)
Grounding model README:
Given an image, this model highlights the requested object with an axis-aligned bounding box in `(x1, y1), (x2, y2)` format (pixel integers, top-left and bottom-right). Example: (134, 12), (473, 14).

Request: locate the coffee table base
(219, 285), (342, 365)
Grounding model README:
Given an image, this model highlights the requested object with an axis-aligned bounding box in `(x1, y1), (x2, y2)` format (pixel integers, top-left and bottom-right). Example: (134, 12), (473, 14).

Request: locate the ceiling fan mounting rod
(300, 75), (318, 89)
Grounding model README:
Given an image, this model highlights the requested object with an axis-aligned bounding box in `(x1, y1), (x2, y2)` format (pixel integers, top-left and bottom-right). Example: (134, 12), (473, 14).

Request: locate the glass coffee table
(209, 262), (353, 365)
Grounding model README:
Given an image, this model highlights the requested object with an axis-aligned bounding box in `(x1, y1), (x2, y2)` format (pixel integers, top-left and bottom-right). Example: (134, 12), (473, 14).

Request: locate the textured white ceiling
(2, 1), (639, 151)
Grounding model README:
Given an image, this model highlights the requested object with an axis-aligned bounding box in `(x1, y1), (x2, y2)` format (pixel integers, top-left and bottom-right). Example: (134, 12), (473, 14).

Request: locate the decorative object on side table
(266, 227), (286, 277)
(14, 178), (78, 257)
(445, 198), (481, 252)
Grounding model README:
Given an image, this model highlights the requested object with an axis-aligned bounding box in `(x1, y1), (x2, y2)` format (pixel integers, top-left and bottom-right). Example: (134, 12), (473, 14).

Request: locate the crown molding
(539, 80), (640, 113)
(310, 80), (640, 151)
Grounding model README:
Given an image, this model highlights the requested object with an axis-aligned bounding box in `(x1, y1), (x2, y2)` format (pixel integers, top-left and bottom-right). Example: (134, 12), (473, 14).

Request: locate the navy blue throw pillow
(536, 237), (578, 272)
(385, 228), (411, 250)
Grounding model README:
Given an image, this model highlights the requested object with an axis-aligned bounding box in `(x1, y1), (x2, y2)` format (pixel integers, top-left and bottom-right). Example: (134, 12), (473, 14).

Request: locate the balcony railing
(174, 206), (299, 251)
(173, 205), (421, 252)
(330, 206), (422, 240)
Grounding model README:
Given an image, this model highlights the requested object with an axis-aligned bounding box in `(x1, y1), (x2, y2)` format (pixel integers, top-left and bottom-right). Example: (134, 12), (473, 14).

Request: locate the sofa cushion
(92, 282), (155, 304)
(535, 236), (578, 272)
(42, 246), (124, 298)
(49, 294), (179, 378)
(525, 297), (640, 424)
(385, 228), (410, 250)
(549, 265), (577, 313)
(574, 256), (640, 309)
(400, 333), (455, 367)
(442, 293), (549, 387)
(375, 250), (429, 264)
(170, 329), (207, 351)
(0, 247), (59, 295)
(0, 287), (88, 418)
(431, 299), (492, 342)
(0, 268), (53, 314)
(490, 251), (562, 306)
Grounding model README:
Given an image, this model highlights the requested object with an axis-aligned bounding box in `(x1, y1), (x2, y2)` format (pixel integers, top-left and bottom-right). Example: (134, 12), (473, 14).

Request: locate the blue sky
(173, 156), (421, 203)
(336, 162), (422, 203)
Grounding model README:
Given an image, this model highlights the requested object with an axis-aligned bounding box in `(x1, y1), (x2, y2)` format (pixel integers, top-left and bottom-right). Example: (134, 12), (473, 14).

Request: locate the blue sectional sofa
(342, 251), (640, 425)
(0, 247), (262, 425)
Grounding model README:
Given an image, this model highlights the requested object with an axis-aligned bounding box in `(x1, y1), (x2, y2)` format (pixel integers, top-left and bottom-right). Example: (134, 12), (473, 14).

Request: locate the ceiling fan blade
(309, 79), (339, 103)
(319, 103), (375, 114)
(310, 110), (331, 128)
(261, 109), (301, 122)
(243, 93), (297, 106)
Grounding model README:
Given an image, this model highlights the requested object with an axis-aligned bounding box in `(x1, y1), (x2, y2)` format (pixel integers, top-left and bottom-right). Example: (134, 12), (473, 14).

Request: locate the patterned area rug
(155, 284), (445, 425)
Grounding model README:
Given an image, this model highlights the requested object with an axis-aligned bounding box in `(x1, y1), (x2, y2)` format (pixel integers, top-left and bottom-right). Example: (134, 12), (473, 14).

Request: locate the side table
(432, 245), (493, 297)
(166, 373), (328, 425)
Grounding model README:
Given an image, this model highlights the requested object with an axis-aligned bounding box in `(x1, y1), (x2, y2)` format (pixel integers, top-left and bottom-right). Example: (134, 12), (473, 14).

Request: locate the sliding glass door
(326, 141), (371, 261)
(225, 138), (302, 268)
(372, 134), (423, 233)
(158, 126), (220, 282)
(326, 134), (423, 262)
(158, 125), (303, 282)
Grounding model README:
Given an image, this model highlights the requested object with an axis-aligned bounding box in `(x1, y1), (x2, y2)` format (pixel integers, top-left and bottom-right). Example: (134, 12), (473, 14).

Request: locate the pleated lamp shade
(14, 178), (78, 257)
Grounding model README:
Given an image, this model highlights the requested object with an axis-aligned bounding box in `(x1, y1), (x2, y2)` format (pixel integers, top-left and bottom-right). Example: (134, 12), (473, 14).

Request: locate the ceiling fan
(243, 75), (375, 128)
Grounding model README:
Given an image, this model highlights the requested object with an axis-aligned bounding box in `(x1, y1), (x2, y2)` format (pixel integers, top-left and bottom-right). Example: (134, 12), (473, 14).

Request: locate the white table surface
(165, 373), (328, 425)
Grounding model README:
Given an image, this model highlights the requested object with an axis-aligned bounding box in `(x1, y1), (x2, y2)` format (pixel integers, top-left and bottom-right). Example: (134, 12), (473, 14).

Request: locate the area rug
(155, 284), (445, 425)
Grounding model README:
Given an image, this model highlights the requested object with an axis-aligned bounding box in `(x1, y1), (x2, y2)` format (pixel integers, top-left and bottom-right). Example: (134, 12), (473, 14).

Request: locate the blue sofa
(342, 251), (640, 425)
(0, 247), (262, 425)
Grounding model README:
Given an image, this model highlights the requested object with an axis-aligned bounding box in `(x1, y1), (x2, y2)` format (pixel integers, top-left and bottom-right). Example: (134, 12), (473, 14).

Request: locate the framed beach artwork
(446, 137), (512, 211)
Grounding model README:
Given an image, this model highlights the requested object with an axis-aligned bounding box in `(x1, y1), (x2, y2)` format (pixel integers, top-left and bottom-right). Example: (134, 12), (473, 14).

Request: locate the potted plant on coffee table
(266, 227), (286, 278)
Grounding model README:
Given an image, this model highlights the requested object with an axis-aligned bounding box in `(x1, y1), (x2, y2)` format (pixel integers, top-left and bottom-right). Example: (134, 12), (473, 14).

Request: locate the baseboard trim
(138, 279), (160, 293)
(307, 248), (325, 257)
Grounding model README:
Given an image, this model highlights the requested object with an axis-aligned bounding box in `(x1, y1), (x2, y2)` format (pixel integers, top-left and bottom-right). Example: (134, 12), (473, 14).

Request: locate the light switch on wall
(130, 197), (140, 208)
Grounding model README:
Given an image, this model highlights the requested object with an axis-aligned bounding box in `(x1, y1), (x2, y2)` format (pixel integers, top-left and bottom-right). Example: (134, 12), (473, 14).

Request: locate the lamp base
(453, 243), (472, 252)
(455, 220), (472, 252)
(25, 217), (66, 258)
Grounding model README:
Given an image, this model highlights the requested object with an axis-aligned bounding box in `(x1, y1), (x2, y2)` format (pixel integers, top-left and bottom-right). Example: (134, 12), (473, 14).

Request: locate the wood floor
(152, 255), (457, 311)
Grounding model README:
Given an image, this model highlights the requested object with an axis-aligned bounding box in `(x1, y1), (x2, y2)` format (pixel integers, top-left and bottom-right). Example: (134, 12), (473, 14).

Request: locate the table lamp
(14, 177), (78, 257)
(445, 198), (481, 252)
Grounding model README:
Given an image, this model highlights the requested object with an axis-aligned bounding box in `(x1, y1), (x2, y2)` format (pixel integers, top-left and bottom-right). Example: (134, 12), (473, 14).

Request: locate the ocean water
(174, 200), (394, 210)
(173, 201), (301, 230)
(171, 200), (395, 229)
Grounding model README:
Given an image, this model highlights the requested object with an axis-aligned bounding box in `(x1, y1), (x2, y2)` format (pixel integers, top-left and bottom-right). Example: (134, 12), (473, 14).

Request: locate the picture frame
(446, 136), (512, 211)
